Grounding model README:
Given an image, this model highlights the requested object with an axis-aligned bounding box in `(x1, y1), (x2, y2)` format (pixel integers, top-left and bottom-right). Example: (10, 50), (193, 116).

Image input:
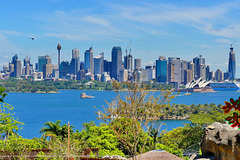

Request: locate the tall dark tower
(228, 45), (236, 80)
(57, 44), (61, 67)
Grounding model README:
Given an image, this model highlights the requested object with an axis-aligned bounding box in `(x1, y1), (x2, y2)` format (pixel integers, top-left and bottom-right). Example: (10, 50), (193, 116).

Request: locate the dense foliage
(0, 78), (174, 93)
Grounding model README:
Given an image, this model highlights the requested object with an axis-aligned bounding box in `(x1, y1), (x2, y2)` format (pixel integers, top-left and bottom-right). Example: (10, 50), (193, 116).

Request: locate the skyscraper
(181, 60), (188, 84)
(193, 55), (205, 79)
(168, 57), (181, 84)
(94, 53), (104, 75)
(215, 69), (223, 81)
(69, 48), (80, 76)
(111, 47), (122, 80)
(124, 54), (133, 71)
(228, 45), (236, 80)
(59, 61), (69, 78)
(38, 55), (51, 72)
(14, 59), (21, 78)
(84, 47), (94, 74)
(156, 56), (167, 82)
(134, 59), (141, 70)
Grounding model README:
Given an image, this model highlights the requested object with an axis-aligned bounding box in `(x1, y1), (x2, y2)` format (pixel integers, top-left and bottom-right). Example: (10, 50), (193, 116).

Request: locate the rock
(199, 122), (240, 160)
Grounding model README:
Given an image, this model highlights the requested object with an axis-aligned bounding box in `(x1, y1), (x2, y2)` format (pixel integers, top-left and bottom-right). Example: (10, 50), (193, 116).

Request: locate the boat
(210, 80), (240, 91)
(80, 93), (94, 99)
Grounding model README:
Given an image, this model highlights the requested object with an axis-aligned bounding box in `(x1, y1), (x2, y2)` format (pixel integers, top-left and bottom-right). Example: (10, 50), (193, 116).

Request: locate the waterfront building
(228, 45), (236, 80)
(168, 57), (181, 85)
(134, 59), (141, 70)
(111, 46), (122, 80)
(84, 47), (94, 74)
(181, 60), (188, 84)
(59, 61), (69, 78)
(141, 69), (149, 82)
(156, 56), (167, 82)
(215, 69), (223, 81)
(94, 53), (104, 75)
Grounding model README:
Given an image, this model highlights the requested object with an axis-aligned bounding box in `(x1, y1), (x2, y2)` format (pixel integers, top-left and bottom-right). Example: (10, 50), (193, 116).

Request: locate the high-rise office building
(72, 48), (79, 58)
(43, 64), (54, 79)
(124, 54), (133, 71)
(104, 60), (111, 74)
(111, 47), (122, 80)
(59, 61), (69, 78)
(94, 53), (104, 75)
(119, 69), (128, 82)
(206, 66), (210, 81)
(38, 55), (51, 72)
(198, 64), (206, 80)
(215, 69), (223, 81)
(69, 48), (80, 76)
(134, 59), (141, 70)
(228, 45), (236, 80)
(14, 59), (21, 78)
(181, 60), (188, 84)
(188, 62), (195, 80)
(193, 55), (205, 79)
(10, 54), (21, 78)
(84, 47), (94, 74)
(156, 56), (167, 82)
(168, 57), (181, 84)
(23, 56), (33, 76)
(184, 69), (193, 85)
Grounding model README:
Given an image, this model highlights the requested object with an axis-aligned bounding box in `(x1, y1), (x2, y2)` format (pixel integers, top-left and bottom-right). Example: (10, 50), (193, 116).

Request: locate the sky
(1, 0), (240, 77)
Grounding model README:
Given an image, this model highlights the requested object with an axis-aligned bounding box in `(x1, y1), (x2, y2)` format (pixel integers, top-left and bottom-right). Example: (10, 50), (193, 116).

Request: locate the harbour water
(4, 90), (239, 139)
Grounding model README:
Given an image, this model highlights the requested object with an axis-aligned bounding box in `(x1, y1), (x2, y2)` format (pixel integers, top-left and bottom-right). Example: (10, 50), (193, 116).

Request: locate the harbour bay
(4, 90), (238, 139)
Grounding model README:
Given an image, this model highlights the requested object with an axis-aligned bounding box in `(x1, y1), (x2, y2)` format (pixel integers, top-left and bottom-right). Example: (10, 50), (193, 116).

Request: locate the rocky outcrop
(198, 122), (240, 160)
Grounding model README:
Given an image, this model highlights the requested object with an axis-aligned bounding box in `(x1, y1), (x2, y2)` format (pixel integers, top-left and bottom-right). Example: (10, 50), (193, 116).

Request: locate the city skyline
(1, 0), (240, 77)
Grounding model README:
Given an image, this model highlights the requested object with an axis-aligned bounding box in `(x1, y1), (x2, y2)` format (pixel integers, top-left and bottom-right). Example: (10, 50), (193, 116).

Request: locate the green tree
(40, 120), (74, 140)
(98, 81), (176, 159)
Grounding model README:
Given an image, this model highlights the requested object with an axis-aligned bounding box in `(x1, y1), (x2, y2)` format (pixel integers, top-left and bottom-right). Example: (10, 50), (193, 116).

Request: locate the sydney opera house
(182, 77), (215, 92)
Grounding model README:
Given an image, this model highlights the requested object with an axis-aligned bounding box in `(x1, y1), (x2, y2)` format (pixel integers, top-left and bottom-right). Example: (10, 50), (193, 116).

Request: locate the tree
(40, 120), (74, 140)
(98, 81), (176, 159)
(0, 87), (24, 140)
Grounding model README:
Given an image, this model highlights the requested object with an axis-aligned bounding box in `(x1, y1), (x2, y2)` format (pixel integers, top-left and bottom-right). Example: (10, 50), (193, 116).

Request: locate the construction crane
(125, 41), (132, 56)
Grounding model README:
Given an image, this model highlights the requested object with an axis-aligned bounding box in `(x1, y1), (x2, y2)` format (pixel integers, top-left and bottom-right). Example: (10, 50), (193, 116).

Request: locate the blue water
(4, 90), (238, 139)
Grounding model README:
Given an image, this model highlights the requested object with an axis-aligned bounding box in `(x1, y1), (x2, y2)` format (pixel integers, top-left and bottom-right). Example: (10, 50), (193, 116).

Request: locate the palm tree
(40, 120), (74, 140)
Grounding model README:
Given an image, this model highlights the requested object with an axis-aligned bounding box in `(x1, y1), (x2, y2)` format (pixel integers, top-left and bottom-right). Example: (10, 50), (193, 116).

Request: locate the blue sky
(1, 0), (240, 76)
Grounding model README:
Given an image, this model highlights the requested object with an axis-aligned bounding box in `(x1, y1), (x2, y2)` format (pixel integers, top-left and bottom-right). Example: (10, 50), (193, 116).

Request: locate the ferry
(210, 81), (240, 91)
